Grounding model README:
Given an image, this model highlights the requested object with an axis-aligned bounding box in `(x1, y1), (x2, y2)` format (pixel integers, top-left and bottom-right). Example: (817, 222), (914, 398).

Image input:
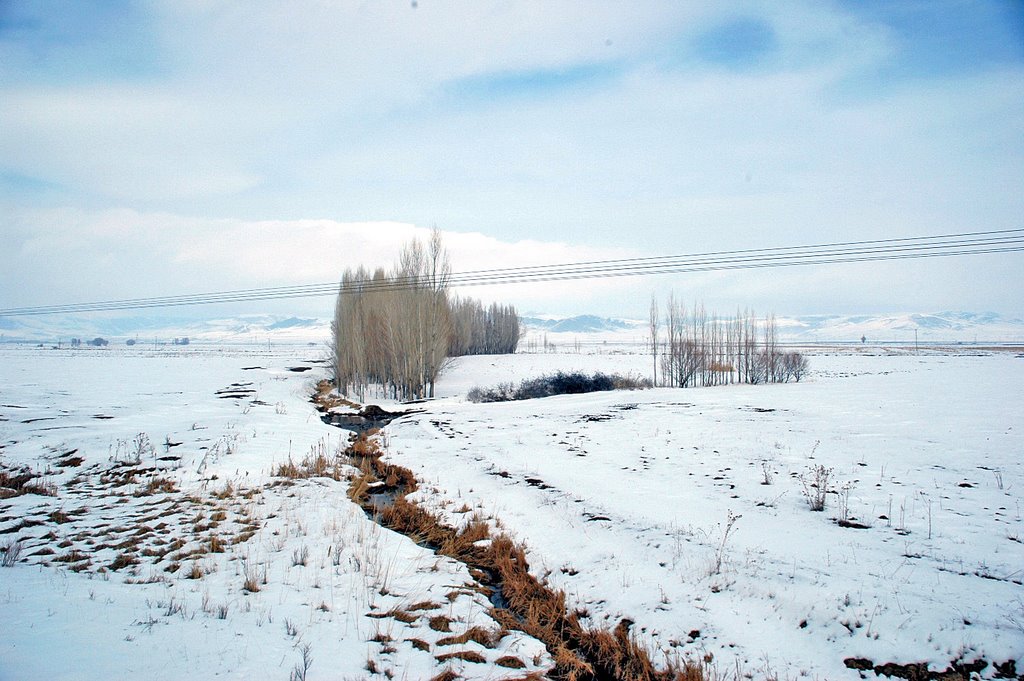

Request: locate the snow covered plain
(1, 342), (1022, 679)
(0, 345), (548, 680)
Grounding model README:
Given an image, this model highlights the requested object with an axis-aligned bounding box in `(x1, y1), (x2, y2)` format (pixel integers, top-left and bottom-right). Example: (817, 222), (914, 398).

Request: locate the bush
(468, 371), (650, 403)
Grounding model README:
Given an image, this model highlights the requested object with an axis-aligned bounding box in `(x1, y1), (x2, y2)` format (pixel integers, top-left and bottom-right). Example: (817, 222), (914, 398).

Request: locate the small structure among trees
(332, 230), (521, 402)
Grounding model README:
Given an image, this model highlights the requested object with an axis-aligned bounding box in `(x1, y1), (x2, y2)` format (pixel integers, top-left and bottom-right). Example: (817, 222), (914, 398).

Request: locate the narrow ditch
(314, 395), (701, 681)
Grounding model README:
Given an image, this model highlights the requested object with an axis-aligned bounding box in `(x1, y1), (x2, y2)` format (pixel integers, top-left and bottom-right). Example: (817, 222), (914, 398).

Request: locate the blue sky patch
(695, 17), (778, 70)
(447, 61), (621, 103)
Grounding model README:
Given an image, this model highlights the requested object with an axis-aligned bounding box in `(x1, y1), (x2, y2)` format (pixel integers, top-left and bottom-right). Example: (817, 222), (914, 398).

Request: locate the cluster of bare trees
(332, 231), (521, 401)
(649, 295), (808, 389)
(448, 298), (520, 356)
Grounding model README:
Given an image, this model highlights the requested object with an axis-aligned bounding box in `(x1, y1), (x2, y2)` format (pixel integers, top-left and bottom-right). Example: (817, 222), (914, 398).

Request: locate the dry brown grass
(407, 638), (431, 652)
(437, 626), (498, 648)
(0, 467), (58, 497)
(436, 650), (487, 664)
(496, 656), (527, 669)
(429, 615), (454, 633)
(108, 552), (138, 571)
(428, 670), (459, 681)
(311, 379), (360, 411)
(274, 447), (346, 482)
(141, 476), (177, 495)
(368, 608), (418, 624)
(213, 481), (235, 500)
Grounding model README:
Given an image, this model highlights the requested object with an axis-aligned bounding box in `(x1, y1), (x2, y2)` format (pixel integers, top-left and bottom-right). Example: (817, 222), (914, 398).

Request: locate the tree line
(332, 231), (521, 401)
(649, 295), (808, 388)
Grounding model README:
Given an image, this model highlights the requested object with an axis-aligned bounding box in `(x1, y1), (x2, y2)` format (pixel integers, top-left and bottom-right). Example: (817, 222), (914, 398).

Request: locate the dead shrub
(1, 538), (24, 567)
(801, 464), (832, 512)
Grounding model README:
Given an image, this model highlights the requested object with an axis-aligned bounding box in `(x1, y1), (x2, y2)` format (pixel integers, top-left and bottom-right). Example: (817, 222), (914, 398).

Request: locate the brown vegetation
(341, 431), (705, 681)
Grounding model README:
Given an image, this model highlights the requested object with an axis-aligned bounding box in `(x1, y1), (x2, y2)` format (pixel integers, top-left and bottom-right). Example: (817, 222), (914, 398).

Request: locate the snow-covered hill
(0, 314), (331, 345)
(777, 311), (1024, 343)
(2, 310), (1021, 346)
(521, 312), (1024, 345)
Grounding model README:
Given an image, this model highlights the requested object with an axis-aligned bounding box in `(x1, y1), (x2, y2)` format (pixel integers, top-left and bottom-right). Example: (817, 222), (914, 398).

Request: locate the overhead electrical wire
(2, 227), (1022, 316)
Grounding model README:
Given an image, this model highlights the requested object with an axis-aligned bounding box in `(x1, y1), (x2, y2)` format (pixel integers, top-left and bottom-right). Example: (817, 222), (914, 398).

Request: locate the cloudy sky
(2, 1), (1022, 319)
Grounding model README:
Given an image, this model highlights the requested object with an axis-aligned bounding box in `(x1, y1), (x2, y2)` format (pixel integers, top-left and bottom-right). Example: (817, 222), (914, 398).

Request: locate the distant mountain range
(776, 311), (1024, 343)
(520, 312), (1024, 343)
(0, 314), (330, 345)
(520, 314), (635, 334)
(2, 311), (1022, 345)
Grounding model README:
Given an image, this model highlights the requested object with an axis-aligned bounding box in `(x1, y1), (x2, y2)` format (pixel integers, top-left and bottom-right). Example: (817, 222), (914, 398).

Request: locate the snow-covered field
(1, 343), (1022, 680)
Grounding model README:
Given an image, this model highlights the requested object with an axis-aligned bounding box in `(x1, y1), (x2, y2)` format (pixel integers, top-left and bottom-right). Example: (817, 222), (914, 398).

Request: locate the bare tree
(649, 295), (659, 387)
(652, 298), (804, 389)
(333, 231), (521, 401)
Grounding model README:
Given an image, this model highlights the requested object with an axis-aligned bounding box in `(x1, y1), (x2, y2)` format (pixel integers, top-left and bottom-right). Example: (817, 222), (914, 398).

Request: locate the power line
(2, 228), (1022, 316)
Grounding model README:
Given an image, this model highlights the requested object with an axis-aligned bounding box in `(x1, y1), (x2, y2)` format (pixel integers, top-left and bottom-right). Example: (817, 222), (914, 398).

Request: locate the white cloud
(1, 208), (638, 317)
(1, 2), (1021, 317)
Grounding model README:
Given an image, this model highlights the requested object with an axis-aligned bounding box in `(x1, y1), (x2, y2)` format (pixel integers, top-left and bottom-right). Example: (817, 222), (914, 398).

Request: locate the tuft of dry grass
(407, 638), (430, 652)
(496, 655), (527, 669)
(142, 476), (177, 495)
(437, 626), (498, 648)
(242, 559), (265, 593)
(428, 670), (459, 681)
(429, 615), (453, 633)
(214, 481), (235, 500)
(108, 552), (138, 571)
(274, 441), (346, 482)
(436, 650), (487, 664)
